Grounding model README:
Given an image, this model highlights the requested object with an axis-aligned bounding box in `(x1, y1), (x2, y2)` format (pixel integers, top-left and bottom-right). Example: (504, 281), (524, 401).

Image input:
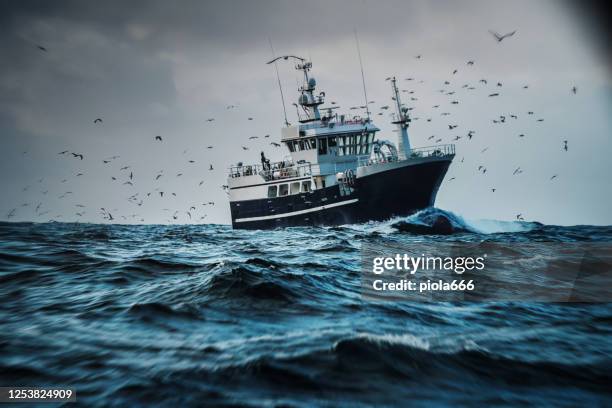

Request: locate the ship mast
(390, 77), (411, 159)
(296, 60), (323, 123)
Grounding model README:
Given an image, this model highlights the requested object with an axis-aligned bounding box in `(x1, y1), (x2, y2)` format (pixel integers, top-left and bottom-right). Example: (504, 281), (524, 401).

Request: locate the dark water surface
(1, 209), (611, 407)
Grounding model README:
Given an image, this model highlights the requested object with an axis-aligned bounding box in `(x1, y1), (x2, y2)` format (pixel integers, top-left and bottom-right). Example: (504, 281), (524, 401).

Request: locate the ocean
(1, 208), (611, 407)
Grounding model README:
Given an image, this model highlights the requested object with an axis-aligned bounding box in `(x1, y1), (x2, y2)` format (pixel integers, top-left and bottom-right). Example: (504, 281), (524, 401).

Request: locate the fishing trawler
(227, 57), (454, 229)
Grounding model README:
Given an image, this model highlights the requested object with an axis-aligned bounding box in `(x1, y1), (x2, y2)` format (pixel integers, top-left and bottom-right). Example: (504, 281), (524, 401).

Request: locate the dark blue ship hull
(230, 158), (452, 229)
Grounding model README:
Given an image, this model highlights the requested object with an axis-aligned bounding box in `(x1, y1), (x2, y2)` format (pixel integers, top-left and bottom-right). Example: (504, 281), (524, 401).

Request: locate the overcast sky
(1, 0), (610, 226)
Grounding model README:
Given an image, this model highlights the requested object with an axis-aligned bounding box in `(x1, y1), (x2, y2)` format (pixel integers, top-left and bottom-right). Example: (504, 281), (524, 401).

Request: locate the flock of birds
(6, 29), (577, 224)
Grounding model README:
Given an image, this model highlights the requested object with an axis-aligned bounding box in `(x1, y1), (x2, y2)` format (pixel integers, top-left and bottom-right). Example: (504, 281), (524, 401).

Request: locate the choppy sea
(1, 208), (611, 407)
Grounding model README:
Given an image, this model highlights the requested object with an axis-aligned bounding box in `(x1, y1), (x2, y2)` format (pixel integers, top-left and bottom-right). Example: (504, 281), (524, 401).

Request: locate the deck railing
(228, 160), (313, 181)
(357, 144), (455, 167)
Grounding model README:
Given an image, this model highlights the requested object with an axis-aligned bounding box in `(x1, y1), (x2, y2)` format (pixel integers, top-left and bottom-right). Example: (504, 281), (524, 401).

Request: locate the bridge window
(279, 184), (289, 196)
(290, 182), (300, 195)
(318, 138), (328, 155)
(328, 136), (337, 147)
(301, 181), (312, 193)
(267, 185), (277, 198)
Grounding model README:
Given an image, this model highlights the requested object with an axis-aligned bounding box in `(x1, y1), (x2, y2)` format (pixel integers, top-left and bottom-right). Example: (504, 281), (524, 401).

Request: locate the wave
(387, 207), (541, 235)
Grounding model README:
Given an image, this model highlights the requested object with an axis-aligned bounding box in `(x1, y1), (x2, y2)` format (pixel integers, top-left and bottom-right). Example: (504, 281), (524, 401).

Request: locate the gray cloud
(1, 0), (611, 225)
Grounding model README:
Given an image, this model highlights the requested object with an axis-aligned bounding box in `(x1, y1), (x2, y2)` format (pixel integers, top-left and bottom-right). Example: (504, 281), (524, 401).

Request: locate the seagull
(563, 140), (568, 151)
(550, 174), (558, 180)
(479, 79), (488, 84)
(207, 146), (214, 149)
(248, 136), (258, 139)
(206, 118), (215, 122)
(58, 150), (68, 155)
(94, 118), (103, 124)
(448, 124), (458, 130)
(242, 146), (249, 150)
(467, 131), (474, 140)
(155, 136), (162, 141)
(491, 188), (496, 192)
(513, 167), (522, 175)
(71, 153), (84, 160)
(572, 86), (577, 94)
(266, 55), (305, 64)
(489, 30), (516, 42)
(271, 142), (281, 147)
(497, 82), (502, 87)
(488, 93), (499, 97)
(467, 61), (474, 65)
(37, 45), (47, 52)
(209, 164), (214, 171)
(516, 213), (524, 221)
(452, 69), (458, 75)
(247, 117), (253, 121)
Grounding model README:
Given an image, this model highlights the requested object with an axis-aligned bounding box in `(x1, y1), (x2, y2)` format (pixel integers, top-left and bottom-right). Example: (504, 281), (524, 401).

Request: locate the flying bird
(572, 86), (577, 94)
(489, 30), (516, 42)
(94, 118), (103, 124)
(155, 136), (162, 141)
(266, 55), (305, 64)
(271, 142), (281, 147)
(37, 45), (47, 52)
(488, 93), (499, 97)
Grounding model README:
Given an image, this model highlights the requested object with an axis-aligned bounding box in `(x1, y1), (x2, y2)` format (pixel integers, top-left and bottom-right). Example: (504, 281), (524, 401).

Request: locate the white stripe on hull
(234, 198), (359, 223)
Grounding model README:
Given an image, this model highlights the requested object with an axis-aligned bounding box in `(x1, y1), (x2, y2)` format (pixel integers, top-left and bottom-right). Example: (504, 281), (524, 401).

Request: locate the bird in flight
(467, 60), (474, 66)
(488, 93), (499, 97)
(572, 86), (577, 94)
(155, 136), (162, 141)
(563, 140), (568, 151)
(206, 118), (215, 122)
(489, 30), (516, 42)
(94, 118), (103, 124)
(242, 146), (249, 150)
(271, 142), (281, 147)
(266, 55), (305, 64)
(550, 174), (558, 180)
(71, 153), (84, 160)
(37, 45), (47, 52)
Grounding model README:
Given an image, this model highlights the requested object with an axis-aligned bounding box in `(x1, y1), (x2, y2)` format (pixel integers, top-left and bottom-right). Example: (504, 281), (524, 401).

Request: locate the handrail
(358, 144), (455, 167)
(228, 160), (312, 181)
